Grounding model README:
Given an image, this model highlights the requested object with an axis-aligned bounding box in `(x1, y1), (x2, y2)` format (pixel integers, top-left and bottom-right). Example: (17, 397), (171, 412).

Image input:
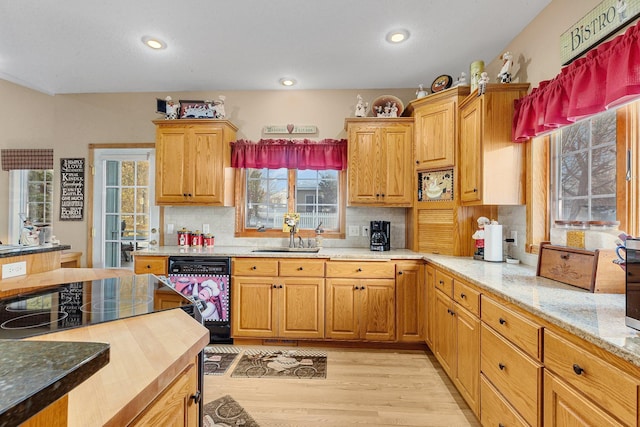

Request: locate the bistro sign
(560, 0), (640, 65)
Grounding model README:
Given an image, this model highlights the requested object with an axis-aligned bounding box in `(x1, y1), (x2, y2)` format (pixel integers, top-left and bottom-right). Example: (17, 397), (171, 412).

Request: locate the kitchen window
(235, 168), (346, 238)
(8, 169), (54, 244)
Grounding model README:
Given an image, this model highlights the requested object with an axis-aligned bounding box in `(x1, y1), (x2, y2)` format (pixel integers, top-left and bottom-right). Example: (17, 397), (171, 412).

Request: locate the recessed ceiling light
(386, 29), (410, 44)
(142, 36), (167, 50)
(279, 77), (297, 87)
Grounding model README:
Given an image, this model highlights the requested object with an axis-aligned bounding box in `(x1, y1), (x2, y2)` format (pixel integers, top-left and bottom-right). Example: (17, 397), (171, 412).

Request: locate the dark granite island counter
(0, 340), (109, 427)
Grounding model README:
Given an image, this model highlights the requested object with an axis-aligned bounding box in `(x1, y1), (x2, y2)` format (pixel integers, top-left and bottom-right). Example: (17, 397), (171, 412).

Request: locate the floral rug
(203, 395), (260, 427)
(203, 346), (242, 376)
(230, 348), (327, 379)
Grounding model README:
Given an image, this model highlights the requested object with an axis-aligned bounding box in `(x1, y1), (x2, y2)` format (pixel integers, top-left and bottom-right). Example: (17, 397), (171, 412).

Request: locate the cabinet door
(325, 278), (361, 340)
(415, 101), (455, 169)
(424, 265), (436, 349)
(379, 125), (412, 205)
(544, 371), (625, 427)
(279, 277), (325, 339)
(188, 126), (225, 203)
(156, 127), (190, 204)
(454, 305), (480, 416)
(347, 126), (380, 204)
(459, 97), (483, 204)
(361, 278), (396, 341)
(396, 261), (424, 342)
(434, 289), (455, 377)
(231, 277), (276, 338)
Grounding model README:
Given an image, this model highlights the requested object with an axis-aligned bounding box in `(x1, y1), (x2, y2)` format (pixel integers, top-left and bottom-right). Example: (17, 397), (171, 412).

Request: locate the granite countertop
(424, 254), (640, 368)
(0, 340), (109, 427)
(134, 245), (424, 259)
(0, 244), (71, 259)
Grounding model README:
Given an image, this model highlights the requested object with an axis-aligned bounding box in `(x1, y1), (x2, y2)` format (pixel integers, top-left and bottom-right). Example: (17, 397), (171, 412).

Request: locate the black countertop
(0, 244), (71, 259)
(0, 340), (109, 427)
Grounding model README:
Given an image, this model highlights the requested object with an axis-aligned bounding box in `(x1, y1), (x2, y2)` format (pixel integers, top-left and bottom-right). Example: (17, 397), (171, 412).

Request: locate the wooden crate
(536, 242), (625, 293)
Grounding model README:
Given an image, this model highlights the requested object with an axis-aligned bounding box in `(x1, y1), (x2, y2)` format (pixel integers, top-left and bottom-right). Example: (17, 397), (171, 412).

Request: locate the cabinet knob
(415, 160), (419, 164)
(376, 193), (380, 197)
(398, 271), (403, 275)
(251, 266), (257, 270)
(560, 253), (570, 260)
(439, 280), (444, 285)
(188, 193), (193, 197)
(460, 293), (466, 299)
(357, 268), (363, 272)
(279, 285), (283, 289)
(298, 267), (304, 271)
(361, 286), (366, 290)
(473, 188), (478, 192)
(381, 193), (385, 197)
(498, 363), (506, 370)
(183, 193), (187, 197)
(146, 265), (151, 269)
(499, 317), (506, 325)
(572, 364), (585, 375)
(273, 284), (277, 288)
(190, 390), (201, 404)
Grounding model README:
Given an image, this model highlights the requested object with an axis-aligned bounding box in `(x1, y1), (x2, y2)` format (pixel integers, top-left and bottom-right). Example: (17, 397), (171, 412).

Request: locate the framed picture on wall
(418, 169), (454, 202)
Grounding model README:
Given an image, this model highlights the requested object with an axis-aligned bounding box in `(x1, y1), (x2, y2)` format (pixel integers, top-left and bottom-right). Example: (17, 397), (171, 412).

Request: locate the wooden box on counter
(536, 242), (625, 293)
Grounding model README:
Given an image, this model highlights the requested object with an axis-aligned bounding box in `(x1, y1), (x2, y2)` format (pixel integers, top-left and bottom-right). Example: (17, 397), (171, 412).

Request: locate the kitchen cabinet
(130, 360), (198, 427)
(134, 255), (168, 275)
(395, 261), (425, 343)
(458, 84), (529, 205)
(424, 264), (436, 349)
(345, 118), (413, 206)
(325, 261), (396, 341)
(406, 86), (470, 170)
(432, 268), (481, 416)
(231, 258), (325, 339)
(543, 329), (639, 426)
(154, 119), (237, 206)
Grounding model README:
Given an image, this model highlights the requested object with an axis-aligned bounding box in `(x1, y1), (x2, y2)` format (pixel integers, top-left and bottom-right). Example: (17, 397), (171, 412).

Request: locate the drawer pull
(398, 271), (403, 275)
(499, 317), (506, 325)
(278, 285), (283, 289)
(439, 280), (444, 285)
(498, 362), (506, 370)
(560, 253), (570, 260)
(460, 293), (466, 299)
(357, 268), (363, 272)
(273, 284), (277, 289)
(572, 364), (584, 375)
(251, 266), (257, 270)
(297, 267), (304, 271)
(146, 265), (151, 269)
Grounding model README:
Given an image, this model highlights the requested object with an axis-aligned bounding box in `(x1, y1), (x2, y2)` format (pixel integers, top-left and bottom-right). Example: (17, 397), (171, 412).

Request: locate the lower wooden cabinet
(130, 361), (199, 427)
(424, 264), (436, 349)
(481, 375), (528, 427)
(134, 255), (168, 275)
(396, 261), (425, 343)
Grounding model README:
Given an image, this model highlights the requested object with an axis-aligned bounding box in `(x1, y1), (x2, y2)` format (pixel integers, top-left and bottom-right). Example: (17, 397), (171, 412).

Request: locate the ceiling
(0, 0), (551, 95)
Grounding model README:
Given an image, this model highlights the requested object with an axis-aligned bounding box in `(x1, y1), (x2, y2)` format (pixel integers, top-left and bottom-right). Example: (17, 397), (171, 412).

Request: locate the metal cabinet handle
(460, 293), (466, 299)
(357, 268), (363, 272)
(498, 363), (506, 370)
(573, 364), (584, 375)
(190, 390), (201, 403)
(251, 266), (257, 270)
(398, 271), (403, 275)
(298, 267), (303, 271)
(499, 318), (506, 325)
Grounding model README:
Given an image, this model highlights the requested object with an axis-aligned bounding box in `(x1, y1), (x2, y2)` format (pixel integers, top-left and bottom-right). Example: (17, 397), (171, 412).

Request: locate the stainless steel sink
(251, 247), (320, 253)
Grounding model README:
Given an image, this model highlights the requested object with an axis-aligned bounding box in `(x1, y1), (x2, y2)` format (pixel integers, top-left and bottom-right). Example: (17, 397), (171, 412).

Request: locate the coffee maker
(370, 221), (391, 251)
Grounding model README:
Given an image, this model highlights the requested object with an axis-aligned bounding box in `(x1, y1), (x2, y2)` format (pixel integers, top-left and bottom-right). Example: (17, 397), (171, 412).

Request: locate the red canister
(191, 230), (203, 247)
(177, 228), (191, 246)
(203, 234), (215, 248)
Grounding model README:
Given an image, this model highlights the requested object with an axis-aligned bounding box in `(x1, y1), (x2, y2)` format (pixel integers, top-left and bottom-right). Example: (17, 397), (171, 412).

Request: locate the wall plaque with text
(60, 158), (85, 221)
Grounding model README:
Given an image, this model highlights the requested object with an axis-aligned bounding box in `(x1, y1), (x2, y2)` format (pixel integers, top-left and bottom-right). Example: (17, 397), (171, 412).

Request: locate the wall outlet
(510, 230), (518, 247)
(348, 225), (360, 237)
(202, 224), (210, 234)
(2, 261), (27, 279)
(362, 225), (370, 237)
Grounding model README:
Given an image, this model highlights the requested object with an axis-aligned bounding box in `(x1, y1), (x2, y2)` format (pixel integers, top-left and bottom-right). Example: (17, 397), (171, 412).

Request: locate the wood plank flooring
(203, 346), (480, 426)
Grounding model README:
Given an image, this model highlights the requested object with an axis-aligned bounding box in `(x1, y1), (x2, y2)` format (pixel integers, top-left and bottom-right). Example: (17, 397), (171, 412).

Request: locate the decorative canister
(191, 230), (203, 247)
(177, 228), (191, 247)
(203, 234), (215, 248)
(470, 60), (485, 92)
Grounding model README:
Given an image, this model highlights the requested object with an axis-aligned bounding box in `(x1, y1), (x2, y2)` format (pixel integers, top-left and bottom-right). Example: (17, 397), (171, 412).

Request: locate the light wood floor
(203, 345), (480, 427)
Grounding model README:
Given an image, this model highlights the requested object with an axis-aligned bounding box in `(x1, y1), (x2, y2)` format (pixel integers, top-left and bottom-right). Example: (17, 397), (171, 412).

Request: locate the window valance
(231, 138), (348, 170)
(1, 149), (54, 171)
(513, 19), (640, 142)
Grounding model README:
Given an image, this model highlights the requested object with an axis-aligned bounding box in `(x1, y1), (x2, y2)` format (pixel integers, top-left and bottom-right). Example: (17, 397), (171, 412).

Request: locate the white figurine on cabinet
(478, 72), (490, 95)
(355, 94), (368, 117)
(497, 51), (514, 83)
(215, 95), (226, 119)
(416, 84), (428, 99)
(454, 72), (467, 87)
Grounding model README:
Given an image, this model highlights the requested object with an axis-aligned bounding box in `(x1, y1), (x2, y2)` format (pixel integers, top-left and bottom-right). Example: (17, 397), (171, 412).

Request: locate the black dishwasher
(168, 257), (232, 344)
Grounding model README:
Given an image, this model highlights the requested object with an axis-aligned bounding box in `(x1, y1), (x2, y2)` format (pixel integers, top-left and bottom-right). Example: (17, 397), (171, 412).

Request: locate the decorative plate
(431, 75), (453, 93)
(370, 95), (404, 117)
(418, 169), (454, 201)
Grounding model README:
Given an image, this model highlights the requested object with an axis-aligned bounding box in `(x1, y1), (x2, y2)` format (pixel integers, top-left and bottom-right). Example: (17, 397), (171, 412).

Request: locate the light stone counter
(424, 254), (640, 368)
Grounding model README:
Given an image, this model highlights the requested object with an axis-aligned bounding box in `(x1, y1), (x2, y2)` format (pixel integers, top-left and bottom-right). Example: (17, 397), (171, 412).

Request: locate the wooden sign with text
(60, 158), (85, 221)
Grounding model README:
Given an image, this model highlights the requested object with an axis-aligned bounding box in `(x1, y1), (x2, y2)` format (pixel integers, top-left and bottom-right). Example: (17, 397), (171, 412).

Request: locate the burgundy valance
(513, 19), (640, 142)
(231, 138), (348, 170)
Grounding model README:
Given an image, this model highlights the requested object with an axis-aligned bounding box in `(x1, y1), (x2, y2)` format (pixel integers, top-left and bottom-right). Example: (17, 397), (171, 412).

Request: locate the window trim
(234, 168), (346, 239)
(527, 101), (637, 254)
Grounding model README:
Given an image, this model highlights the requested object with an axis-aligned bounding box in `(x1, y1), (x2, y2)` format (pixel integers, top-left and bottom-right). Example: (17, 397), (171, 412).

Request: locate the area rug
(203, 346), (242, 376)
(230, 348), (327, 379)
(203, 395), (260, 427)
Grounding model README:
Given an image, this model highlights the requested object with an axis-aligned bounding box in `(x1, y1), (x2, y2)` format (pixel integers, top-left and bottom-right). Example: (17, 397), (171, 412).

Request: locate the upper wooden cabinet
(345, 118), (413, 207)
(458, 84), (529, 205)
(406, 86), (470, 170)
(154, 119), (237, 206)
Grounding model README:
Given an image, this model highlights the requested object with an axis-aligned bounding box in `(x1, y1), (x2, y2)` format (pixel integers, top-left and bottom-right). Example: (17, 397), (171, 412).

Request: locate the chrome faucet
(288, 224), (297, 248)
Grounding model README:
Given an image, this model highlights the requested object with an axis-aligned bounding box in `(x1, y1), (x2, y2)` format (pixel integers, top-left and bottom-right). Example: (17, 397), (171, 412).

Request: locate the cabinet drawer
(325, 261), (395, 278)
(453, 280), (480, 316)
(134, 255), (168, 275)
(544, 330), (639, 426)
(481, 324), (542, 426)
(232, 258), (279, 276)
(480, 374), (528, 427)
(279, 259), (325, 277)
(481, 295), (541, 360)
(434, 269), (453, 298)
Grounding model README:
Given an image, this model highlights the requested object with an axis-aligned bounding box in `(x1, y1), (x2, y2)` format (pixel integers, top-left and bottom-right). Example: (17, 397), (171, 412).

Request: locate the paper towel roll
(484, 224), (503, 262)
